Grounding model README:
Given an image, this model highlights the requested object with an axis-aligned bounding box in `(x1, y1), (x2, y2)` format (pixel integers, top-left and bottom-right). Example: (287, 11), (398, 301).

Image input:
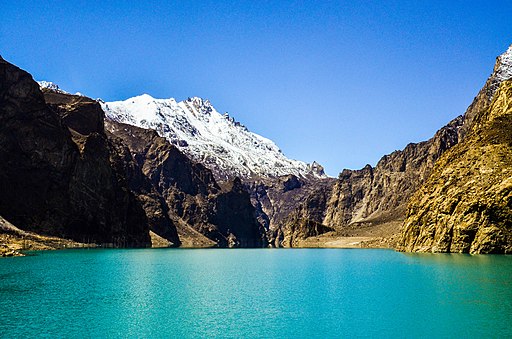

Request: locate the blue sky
(1, 1), (511, 176)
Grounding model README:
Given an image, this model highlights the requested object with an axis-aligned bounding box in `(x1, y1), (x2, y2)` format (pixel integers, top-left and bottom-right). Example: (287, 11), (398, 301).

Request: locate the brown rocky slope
(398, 80), (512, 254)
(311, 46), (512, 250)
(106, 120), (267, 247)
(1, 57), (266, 249)
(0, 57), (151, 247)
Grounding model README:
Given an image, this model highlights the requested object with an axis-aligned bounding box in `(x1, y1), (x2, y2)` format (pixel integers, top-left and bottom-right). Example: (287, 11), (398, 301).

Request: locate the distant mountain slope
(101, 95), (326, 180)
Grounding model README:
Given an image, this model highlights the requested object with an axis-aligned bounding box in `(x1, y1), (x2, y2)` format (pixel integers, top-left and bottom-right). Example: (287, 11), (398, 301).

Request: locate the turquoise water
(0, 249), (511, 338)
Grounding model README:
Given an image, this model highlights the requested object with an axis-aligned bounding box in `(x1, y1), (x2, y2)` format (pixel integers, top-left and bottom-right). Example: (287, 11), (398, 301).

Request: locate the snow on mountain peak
(487, 45), (512, 98)
(37, 81), (69, 94)
(37, 80), (85, 97)
(101, 95), (327, 180)
(495, 44), (512, 81)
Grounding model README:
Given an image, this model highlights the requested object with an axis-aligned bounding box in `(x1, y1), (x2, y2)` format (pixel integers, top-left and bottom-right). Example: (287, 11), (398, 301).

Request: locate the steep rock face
(212, 178), (267, 247)
(0, 57), (150, 246)
(323, 46), (512, 239)
(0, 58), (76, 237)
(323, 117), (462, 231)
(44, 91), (104, 135)
(278, 182), (335, 247)
(398, 80), (512, 254)
(247, 175), (336, 247)
(106, 120), (267, 247)
(106, 135), (181, 246)
(44, 91), (181, 246)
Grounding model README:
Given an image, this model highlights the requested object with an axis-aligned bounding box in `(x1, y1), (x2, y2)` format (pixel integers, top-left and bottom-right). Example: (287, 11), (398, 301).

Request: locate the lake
(0, 249), (511, 338)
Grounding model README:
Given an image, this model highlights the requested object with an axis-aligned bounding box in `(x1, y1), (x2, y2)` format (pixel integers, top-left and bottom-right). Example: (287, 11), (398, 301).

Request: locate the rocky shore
(0, 216), (91, 257)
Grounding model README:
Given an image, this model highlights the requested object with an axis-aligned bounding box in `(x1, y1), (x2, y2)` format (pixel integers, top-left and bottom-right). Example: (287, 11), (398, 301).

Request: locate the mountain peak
(125, 93), (159, 103)
(37, 81), (68, 94)
(186, 96), (211, 106)
(495, 44), (512, 79)
(101, 95), (328, 180)
(487, 44), (512, 98)
(184, 96), (214, 115)
(307, 161), (326, 177)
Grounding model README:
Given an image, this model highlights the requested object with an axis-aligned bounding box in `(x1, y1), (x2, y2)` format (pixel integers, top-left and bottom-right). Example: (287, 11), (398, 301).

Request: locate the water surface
(0, 249), (511, 338)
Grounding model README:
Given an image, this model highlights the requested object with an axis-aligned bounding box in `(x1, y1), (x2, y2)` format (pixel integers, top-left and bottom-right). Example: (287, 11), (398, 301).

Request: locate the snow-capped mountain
(37, 81), (84, 96)
(37, 81), (68, 93)
(487, 44), (512, 97)
(100, 95), (326, 180)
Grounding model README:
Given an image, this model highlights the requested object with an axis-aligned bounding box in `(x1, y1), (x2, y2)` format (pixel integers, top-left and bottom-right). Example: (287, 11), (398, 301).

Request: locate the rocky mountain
(320, 46), (512, 250)
(91, 46), (511, 250)
(3, 44), (510, 253)
(101, 95), (326, 181)
(398, 60), (512, 253)
(106, 120), (267, 247)
(323, 116), (462, 232)
(98, 92), (333, 248)
(42, 90), (184, 247)
(0, 57), (266, 249)
(0, 57), (150, 247)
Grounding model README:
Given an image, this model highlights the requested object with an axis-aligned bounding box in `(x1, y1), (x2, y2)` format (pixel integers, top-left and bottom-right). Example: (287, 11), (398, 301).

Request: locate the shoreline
(0, 216), (94, 257)
(1, 214), (399, 257)
(1, 237), (395, 257)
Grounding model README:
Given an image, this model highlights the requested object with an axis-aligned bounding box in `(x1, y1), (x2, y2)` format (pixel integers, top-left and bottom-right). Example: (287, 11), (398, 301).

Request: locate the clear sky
(1, 1), (511, 176)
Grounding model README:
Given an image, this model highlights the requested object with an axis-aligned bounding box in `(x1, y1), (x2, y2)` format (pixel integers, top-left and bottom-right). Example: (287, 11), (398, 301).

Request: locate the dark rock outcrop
(323, 117), (462, 232)
(0, 57), (150, 247)
(247, 175), (336, 247)
(106, 120), (267, 247)
(212, 178), (267, 247)
(278, 183), (335, 247)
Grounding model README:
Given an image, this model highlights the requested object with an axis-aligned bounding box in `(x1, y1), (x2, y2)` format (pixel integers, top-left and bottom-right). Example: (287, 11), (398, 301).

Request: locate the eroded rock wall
(398, 80), (512, 254)
(0, 57), (151, 247)
(107, 120), (267, 247)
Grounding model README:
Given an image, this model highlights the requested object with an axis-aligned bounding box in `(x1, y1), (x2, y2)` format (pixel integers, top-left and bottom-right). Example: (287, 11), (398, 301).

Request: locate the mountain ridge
(6, 44), (509, 253)
(100, 94), (327, 181)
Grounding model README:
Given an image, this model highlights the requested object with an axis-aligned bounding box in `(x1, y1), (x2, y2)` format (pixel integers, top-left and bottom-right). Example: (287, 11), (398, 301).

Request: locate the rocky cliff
(398, 80), (512, 254)
(0, 57), (151, 247)
(106, 120), (267, 247)
(323, 117), (461, 233)
(246, 175), (336, 247)
(0, 57), (267, 249)
(321, 46), (512, 249)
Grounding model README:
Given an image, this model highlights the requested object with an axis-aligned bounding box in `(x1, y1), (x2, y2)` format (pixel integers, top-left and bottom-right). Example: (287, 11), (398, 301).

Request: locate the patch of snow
(37, 81), (69, 94)
(495, 45), (512, 82)
(102, 95), (327, 180)
(37, 81), (85, 96)
(487, 45), (512, 98)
